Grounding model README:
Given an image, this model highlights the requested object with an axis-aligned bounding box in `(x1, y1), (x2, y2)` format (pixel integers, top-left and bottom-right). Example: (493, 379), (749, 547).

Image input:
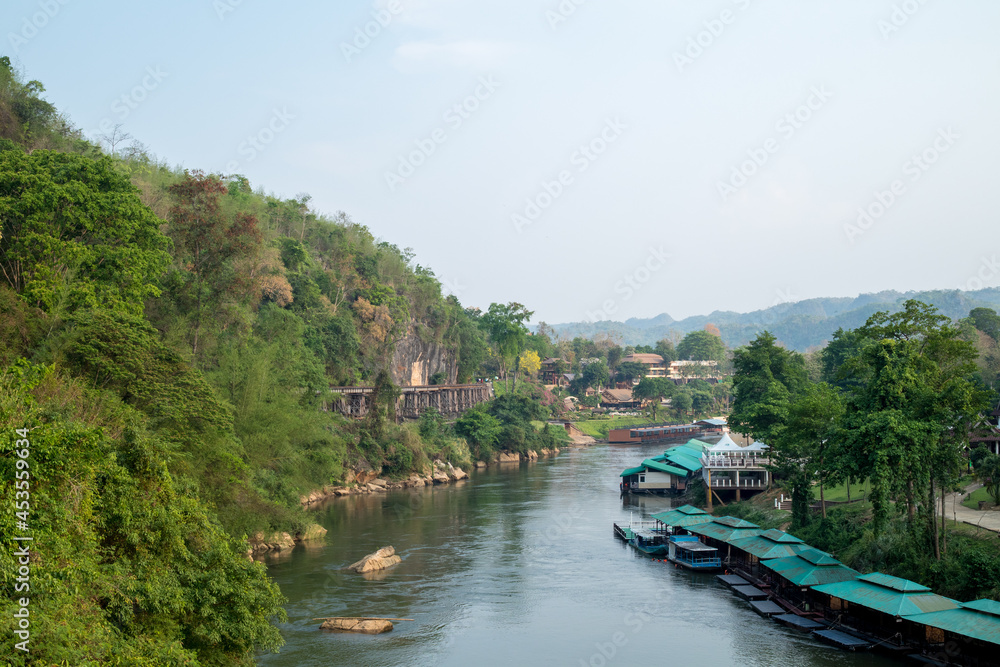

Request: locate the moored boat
(667, 535), (722, 571)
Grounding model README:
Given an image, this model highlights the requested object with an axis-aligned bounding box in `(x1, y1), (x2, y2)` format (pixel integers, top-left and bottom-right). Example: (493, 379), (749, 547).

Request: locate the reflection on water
(257, 444), (900, 667)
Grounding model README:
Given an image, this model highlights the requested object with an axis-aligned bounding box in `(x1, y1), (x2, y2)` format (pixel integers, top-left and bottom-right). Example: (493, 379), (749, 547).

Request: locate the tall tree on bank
(836, 301), (990, 553)
(0, 149), (170, 316)
(480, 302), (533, 391)
(167, 171), (263, 356)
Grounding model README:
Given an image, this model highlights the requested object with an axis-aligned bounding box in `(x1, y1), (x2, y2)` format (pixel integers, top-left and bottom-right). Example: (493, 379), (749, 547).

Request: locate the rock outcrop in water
(348, 546), (402, 573)
(320, 618), (394, 634)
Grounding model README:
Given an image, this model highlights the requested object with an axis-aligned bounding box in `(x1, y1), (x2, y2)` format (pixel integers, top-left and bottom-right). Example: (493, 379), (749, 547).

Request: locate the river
(257, 441), (899, 667)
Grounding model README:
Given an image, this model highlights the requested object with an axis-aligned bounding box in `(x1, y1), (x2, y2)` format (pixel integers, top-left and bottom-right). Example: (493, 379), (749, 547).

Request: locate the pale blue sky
(5, 0), (1000, 324)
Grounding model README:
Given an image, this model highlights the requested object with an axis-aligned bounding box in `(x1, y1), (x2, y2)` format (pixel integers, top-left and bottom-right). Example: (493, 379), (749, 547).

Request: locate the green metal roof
(728, 531), (812, 560)
(857, 572), (930, 593)
(687, 517), (763, 544)
(713, 516), (759, 529)
(664, 452), (702, 473)
(797, 548), (840, 566)
(620, 466), (645, 477)
(650, 505), (712, 527)
(905, 605), (1000, 646)
(640, 459), (687, 476)
(649, 454), (667, 462)
(758, 529), (804, 544)
(813, 574), (959, 617)
(684, 438), (713, 450)
(964, 599), (1000, 617)
(762, 551), (859, 587)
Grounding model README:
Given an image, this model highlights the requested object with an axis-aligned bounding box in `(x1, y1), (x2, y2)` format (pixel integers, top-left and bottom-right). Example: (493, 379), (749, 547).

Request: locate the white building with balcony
(701, 433), (770, 508)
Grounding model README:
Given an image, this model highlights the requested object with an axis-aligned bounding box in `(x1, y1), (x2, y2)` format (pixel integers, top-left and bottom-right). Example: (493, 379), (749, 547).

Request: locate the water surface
(258, 443), (899, 667)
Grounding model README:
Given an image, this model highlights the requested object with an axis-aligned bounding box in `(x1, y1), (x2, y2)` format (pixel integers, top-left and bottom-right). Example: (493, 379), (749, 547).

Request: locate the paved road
(944, 483), (1000, 533)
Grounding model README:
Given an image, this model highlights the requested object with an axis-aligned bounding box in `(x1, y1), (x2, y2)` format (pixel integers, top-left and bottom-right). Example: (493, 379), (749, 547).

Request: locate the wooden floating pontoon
(717, 574), (750, 588)
(811, 629), (873, 650)
(733, 585), (768, 601)
(749, 600), (785, 617)
(773, 613), (825, 632)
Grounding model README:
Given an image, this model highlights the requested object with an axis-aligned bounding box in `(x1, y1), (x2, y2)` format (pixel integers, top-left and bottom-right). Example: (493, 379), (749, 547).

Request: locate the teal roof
(813, 573), (959, 617)
(857, 572), (929, 593)
(687, 516), (762, 544)
(664, 452), (702, 473)
(620, 466), (645, 477)
(728, 530), (811, 560)
(964, 600), (1000, 617)
(906, 601), (1000, 646)
(651, 505), (712, 527)
(640, 459), (687, 476)
(684, 438), (713, 450)
(760, 549), (859, 587)
(714, 516), (759, 529)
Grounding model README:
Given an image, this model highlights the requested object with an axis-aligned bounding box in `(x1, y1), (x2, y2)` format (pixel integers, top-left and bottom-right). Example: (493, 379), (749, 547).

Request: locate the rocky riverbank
(300, 449), (561, 507)
(249, 522), (329, 558)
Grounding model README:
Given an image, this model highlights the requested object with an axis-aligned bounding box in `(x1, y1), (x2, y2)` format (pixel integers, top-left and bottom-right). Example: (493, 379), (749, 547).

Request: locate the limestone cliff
(391, 326), (457, 386)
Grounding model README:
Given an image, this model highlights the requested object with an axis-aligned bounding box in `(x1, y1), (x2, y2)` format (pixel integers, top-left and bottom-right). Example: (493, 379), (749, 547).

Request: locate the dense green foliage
(731, 301), (999, 599)
(0, 63), (561, 663)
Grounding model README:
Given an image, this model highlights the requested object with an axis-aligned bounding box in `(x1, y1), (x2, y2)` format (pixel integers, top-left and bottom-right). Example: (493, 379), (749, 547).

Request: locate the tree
(633, 377), (674, 420)
(729, 331), (807, 443)
(654, 338), (677, 363)
(167, 171), (263, 355)
(582, 361), (610, 392)
(975, 452), (1000, 506)
(969, 307), (1000, 342)
(616, 360), (646, 385)
(606, 345), (623, 372)
(519, 349), (541, 376)
(836, 301), (991, 548)
(774, 383), (844, 525)
(481, 302), (533, 391)
(677, 329), (726, 362)
(0, 150), (170, 316)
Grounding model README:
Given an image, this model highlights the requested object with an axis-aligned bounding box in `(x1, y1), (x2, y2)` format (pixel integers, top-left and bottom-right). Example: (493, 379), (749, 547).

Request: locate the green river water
(256, 442), (900, 667)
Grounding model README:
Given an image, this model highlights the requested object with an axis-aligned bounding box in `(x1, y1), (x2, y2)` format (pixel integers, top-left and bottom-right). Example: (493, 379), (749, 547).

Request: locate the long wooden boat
(667, 535), (722, 571)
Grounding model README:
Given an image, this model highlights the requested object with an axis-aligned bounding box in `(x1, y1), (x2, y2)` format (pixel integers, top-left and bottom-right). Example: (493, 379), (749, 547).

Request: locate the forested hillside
(0, 58), (558, 665)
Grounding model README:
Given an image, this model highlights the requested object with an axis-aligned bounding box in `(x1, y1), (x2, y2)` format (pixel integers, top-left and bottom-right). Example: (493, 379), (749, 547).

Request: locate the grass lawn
(574, 416), (655, 439)
(961, 486), (995, 511)
(811, 479), (870, 503)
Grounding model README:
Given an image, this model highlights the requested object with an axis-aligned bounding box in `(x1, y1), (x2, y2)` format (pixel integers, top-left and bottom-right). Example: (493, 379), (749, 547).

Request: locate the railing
(702, 456), (770, 469)
(709, 478), (767, 489)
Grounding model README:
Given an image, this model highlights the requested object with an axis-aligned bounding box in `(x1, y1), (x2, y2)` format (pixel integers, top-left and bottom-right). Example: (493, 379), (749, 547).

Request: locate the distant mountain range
(543, 289), (1000, 352)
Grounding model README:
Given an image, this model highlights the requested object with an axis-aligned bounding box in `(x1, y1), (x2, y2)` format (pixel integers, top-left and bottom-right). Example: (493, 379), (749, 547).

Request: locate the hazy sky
(5, 0), (1000, 325)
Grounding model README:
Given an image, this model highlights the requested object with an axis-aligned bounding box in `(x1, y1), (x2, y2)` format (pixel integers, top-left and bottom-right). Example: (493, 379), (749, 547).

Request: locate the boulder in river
(320, 618), (393, 634)
(348, 546), (402, 573)
(498, 452), (520, 463)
